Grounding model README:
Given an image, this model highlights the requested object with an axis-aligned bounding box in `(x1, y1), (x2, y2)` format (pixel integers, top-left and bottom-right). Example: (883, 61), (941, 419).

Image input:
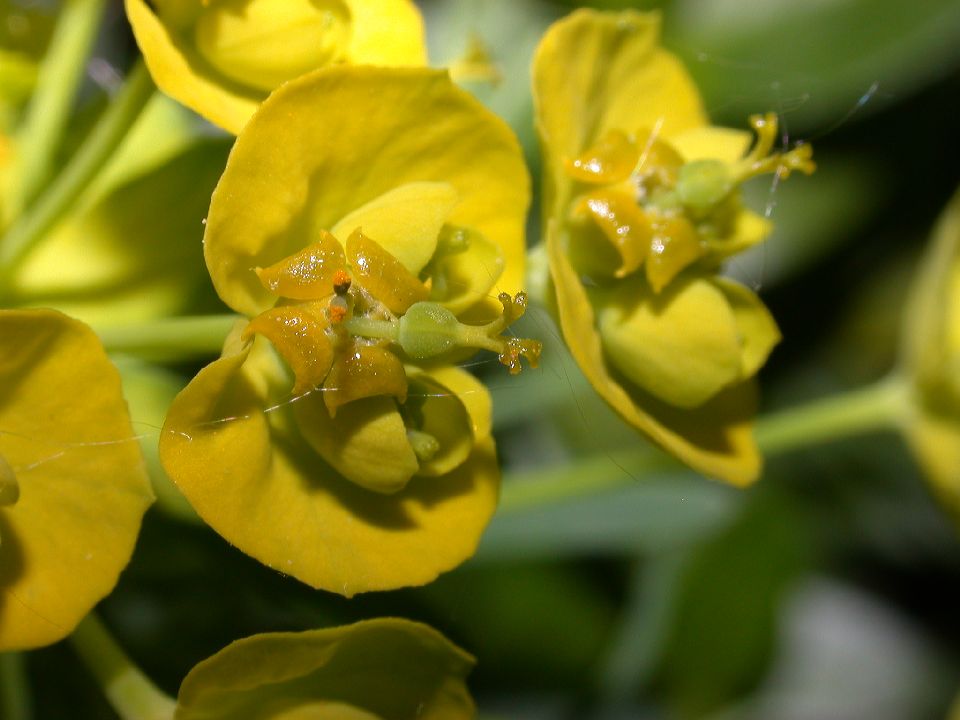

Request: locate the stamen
(333, 269), (352, 295)
(733, 112), (816, 183)
(327, 295), (350, 324)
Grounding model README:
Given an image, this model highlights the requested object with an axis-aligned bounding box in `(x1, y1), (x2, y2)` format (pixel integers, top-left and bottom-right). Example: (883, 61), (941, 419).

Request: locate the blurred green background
(8, 0), (960, 717)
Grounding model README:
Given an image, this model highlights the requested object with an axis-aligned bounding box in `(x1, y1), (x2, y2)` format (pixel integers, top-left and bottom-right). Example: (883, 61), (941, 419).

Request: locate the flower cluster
(533, 9), (814, 485)
(160, 66), (538, 595)
(24, 1), (959, 716)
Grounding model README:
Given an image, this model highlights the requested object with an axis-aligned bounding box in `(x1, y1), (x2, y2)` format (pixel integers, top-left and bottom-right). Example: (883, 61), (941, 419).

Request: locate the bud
(194, 0), (351, 92)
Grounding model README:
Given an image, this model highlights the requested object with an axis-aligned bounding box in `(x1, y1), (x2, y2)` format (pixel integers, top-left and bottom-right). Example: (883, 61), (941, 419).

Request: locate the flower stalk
(69, 614), (176, 720)
(0, 61), (154, 285)
(500, 375), (908, 512)
(8, 0), (107, 217)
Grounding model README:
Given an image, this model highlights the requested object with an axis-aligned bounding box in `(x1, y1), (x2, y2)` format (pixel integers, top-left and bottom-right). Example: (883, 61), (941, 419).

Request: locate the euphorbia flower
(125, 0), (426, 134)
(901, 188), (960, 521)
(174, 618), (475, 719)
(0, 309), (153, 650)
(532, 9), (814, 485)
(160, 66), (535, 595)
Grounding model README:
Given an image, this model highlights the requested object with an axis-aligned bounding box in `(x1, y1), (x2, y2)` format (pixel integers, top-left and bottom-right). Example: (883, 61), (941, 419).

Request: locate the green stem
(0, 653), (31, 720)
(0, 61), (154, 282)
(9, 0), (107, 216)
(343, 317), (398, 342)
(500, 376), (908, 512)
(69, 614), (176, 720)
(500, 444), (672, 512)
(754, 375), (906, 454)
(96, 314), (242, 360)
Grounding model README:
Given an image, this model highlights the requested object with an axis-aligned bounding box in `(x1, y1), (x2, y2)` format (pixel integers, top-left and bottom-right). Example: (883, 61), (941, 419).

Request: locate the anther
(333, 269), (352, 295)
(327, 295), (349, 324)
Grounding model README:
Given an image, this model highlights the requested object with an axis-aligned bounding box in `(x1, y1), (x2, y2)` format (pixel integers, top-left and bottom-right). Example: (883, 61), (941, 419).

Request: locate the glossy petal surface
(345, 229), (429, 315)
(255, 231), (346, 301)
(0, 310), (152, 649)
(244, 304), (334, 395)
(175, 619), (475, 720)
(323, 346), (408, 416)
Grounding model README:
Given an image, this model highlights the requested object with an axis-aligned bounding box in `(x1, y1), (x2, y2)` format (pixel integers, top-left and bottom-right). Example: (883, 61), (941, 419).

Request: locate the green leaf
(479, 475), (738, 559)
(656, 487), (812, 717)
(420, 563), (616, 686)
(666, 0), (960, 132)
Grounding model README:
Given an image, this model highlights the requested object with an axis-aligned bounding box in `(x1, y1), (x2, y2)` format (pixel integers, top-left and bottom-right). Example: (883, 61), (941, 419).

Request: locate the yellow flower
(901, 188), (960, 520)
(532, 9), (814, 485)
(125, 0), (426, 134)
(0, 309), (153, 650)
(175, 619), (475, 719)
(160, 66), (534, 595)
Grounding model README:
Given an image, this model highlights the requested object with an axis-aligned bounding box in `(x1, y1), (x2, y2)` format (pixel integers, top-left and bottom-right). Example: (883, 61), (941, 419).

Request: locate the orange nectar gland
(245, 227), (541, 408)
(565, 112), (815, 294)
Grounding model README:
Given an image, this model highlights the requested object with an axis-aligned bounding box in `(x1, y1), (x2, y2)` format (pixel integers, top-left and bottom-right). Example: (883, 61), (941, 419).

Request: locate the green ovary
(195, 0), (351, 92)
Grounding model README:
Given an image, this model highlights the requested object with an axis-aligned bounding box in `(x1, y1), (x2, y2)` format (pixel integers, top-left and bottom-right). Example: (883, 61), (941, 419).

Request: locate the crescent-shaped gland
(564, 129), (639, 184)
(644, 214), (705, 293)
(574, 190), (651, 279)
(255, 230), (347, 300)
(243, 304), (334, 395)
(323, 344), (408, 417)
(346, 229), (429, 315)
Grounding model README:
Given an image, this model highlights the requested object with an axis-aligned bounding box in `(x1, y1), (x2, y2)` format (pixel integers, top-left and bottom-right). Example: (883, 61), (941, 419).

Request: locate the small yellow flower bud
(194, 0), (351, 92)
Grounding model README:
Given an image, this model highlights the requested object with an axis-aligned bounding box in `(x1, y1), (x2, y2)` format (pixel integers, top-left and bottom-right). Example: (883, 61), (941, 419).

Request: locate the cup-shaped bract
(901, 188), (960, 521)
(125, 0), (426, 134)
(174, 618), (474, 719)
(533, 9), (812, 485)
(0, 309), (153, 650)
(160, 66), (530, 596)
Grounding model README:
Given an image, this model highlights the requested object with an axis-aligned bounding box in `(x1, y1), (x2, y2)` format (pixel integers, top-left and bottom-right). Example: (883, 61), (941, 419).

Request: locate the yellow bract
(125, 0), (426, 134)
(533, 9), (808, 485)
(0, 309), (153, 650)
(901, 188), (960, 521)
(174, 619), (475, 719)
(161, 67), (530, 594)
